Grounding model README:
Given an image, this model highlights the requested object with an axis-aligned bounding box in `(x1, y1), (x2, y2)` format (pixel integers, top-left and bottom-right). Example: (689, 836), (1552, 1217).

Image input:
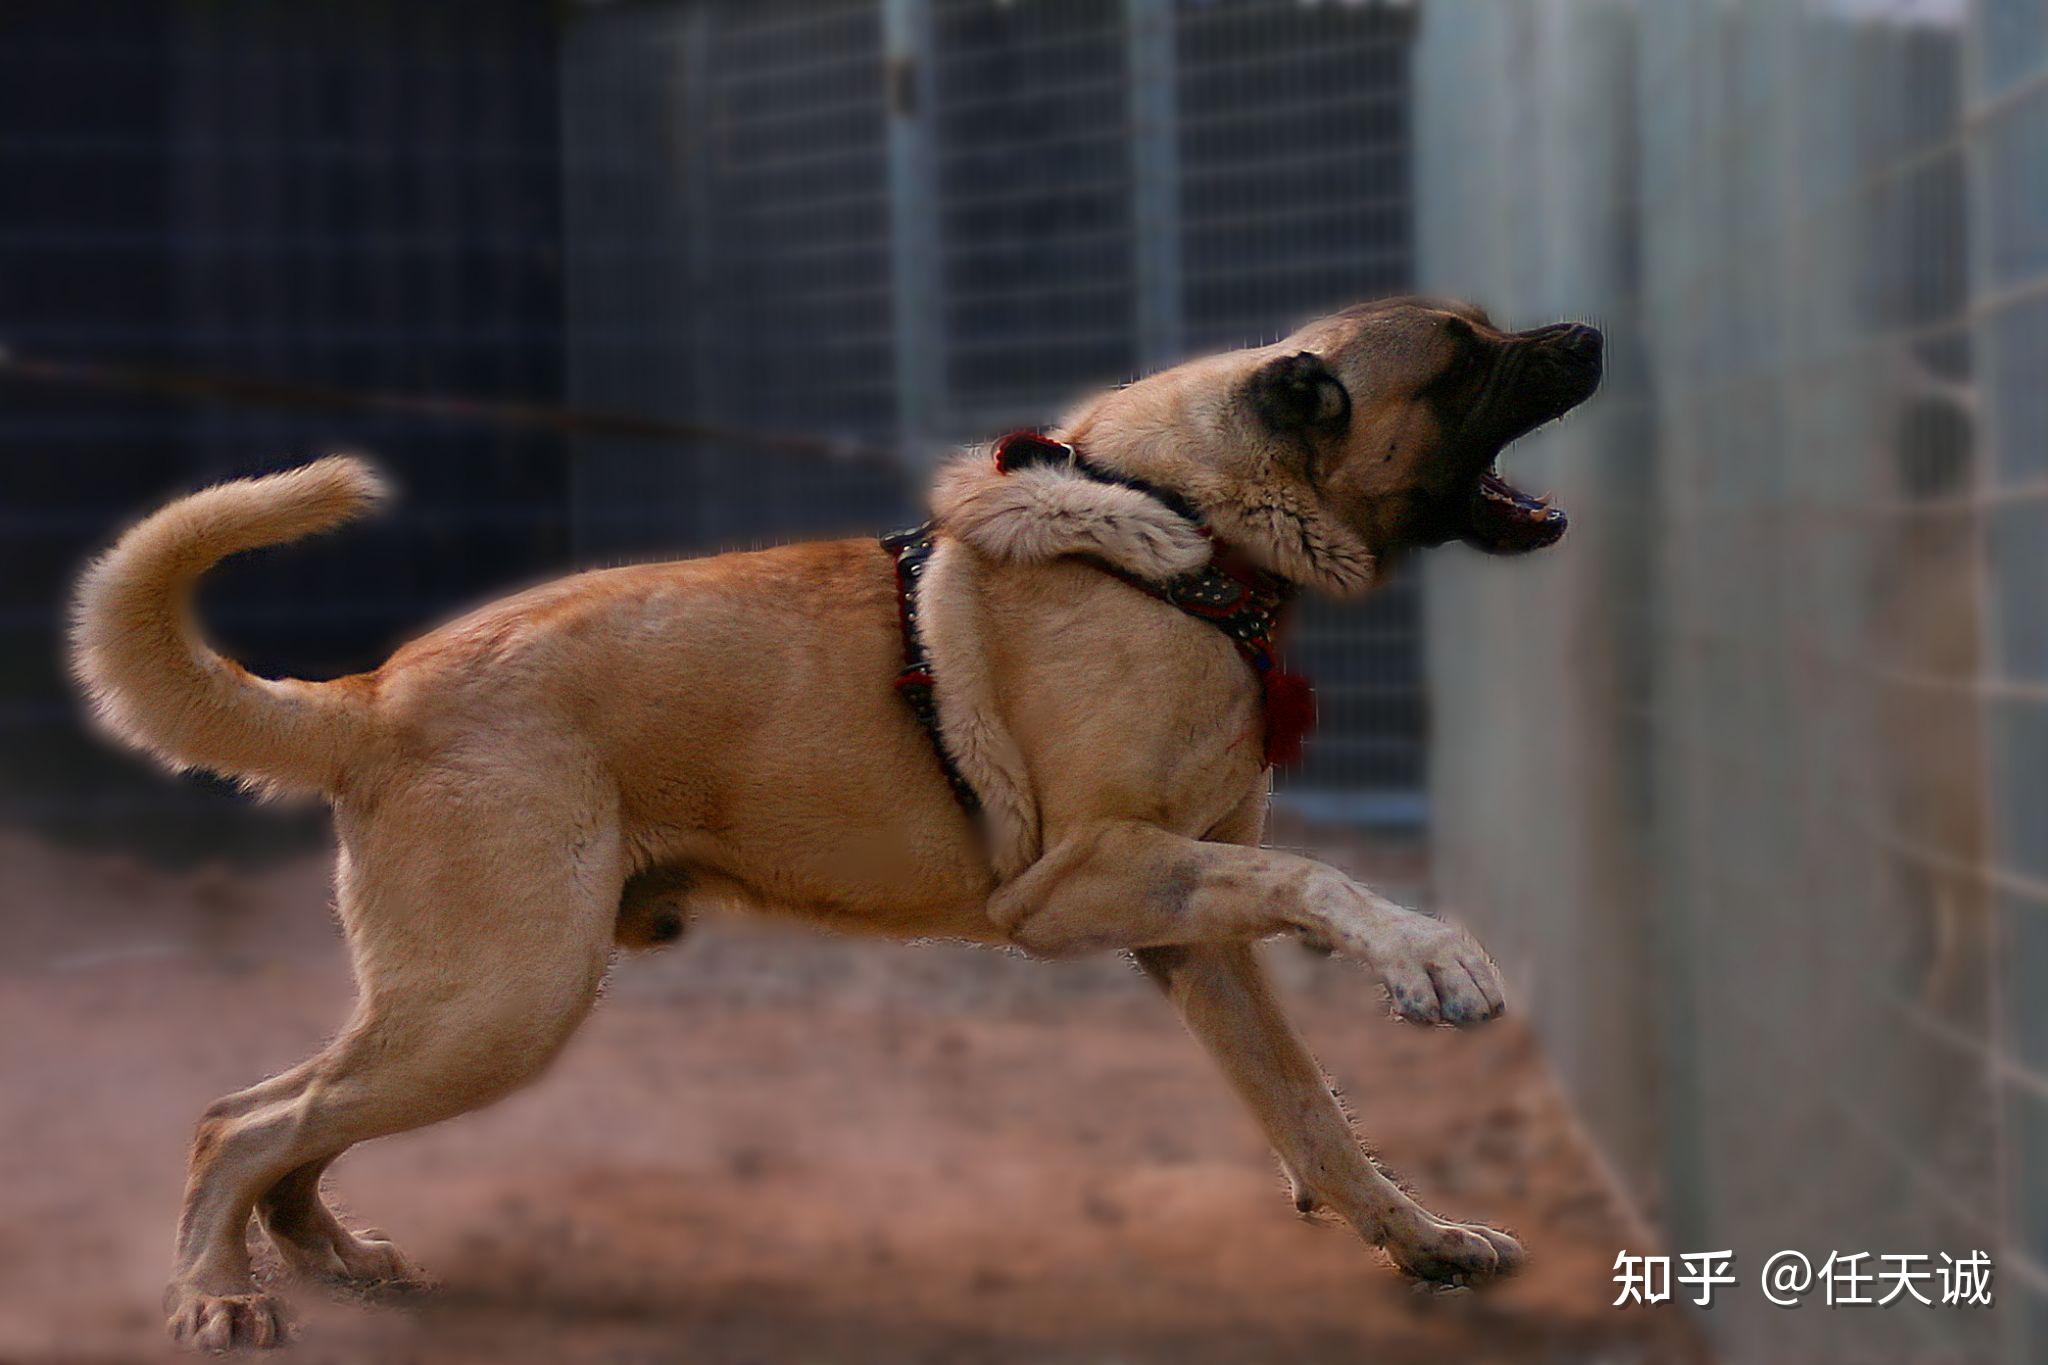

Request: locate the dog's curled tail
(70, 456), (388, 797)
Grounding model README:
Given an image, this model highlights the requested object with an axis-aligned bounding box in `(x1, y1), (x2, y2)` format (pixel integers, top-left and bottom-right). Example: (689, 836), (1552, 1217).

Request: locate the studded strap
(882, 522), (983, 813)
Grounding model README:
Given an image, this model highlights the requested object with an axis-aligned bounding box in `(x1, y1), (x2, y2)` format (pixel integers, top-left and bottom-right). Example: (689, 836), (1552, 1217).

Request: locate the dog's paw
(1380, 1216), (1525, 1289)
(326, 1231), (430, 1296)
(165, 1288), (289, 1352)
(277, 1227), (430, 1297)
(1353, 912), (1505, 1026)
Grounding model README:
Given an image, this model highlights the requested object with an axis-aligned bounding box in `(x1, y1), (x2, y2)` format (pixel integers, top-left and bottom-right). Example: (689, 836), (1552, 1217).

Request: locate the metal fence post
(679, 1), (720, 546)
(884, 0), (944, 461)
(1126, 0), (1184, 371)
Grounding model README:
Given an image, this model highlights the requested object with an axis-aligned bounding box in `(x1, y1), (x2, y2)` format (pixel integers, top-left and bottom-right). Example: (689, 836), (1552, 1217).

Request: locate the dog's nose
(1559, 324), (1604, 365)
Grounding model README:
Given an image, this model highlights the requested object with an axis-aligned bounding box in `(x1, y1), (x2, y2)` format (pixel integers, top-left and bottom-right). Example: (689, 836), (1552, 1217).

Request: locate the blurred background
(0, 1), (2032, 1362)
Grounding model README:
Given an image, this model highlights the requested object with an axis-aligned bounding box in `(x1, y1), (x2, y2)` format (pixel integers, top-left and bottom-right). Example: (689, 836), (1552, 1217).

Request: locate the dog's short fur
(71, 297), (1601, 1350)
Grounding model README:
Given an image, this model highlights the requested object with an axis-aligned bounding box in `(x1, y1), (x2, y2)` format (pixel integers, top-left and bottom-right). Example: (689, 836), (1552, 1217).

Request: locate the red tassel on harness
(1261, 667), (1317, 768)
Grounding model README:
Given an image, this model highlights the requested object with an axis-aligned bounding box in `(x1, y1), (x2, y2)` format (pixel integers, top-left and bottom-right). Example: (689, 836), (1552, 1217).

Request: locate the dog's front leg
(1135, 943), (1524, 1285)
(989, 821), (1504, 1026)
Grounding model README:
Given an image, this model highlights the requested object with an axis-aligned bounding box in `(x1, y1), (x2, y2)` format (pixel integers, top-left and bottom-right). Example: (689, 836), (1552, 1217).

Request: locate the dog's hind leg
(1134, 943), (1523, 1287)
(164, 777), (621, 1351)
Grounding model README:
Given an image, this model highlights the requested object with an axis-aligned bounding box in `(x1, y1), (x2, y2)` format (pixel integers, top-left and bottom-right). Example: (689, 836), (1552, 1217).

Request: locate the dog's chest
(980, 560), (1268, 833)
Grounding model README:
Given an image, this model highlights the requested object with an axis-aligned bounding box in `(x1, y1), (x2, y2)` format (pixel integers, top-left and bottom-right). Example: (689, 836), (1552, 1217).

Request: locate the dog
(71, 296), (1602, 1350)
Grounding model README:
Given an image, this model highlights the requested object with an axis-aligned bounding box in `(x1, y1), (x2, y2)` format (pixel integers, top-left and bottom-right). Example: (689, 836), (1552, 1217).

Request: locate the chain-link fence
(0, 0), (571, 851)
(1421, 2), (2036, 1359)
(2, 0), (1435, 844)
(558, 0), (1431, 818)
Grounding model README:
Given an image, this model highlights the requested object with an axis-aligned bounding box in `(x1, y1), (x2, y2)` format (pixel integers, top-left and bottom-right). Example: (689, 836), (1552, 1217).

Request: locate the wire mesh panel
(0, 0), (569, 850)
(928, 0), (1139, 426)
(564, 0), (913, 561)
(1422, 1), (2028, 1358)
(1633, 14), (1987, 1359)
(166, 1), (572, 661)
(1972, 2), (2048, 1358)
(1416, 0), (1663, 1198)
(1174, 0), (1412, 355)
(9, 0), (1437, 844)
(560, 5), (702, 554)
(571, 0), (1433, 822)
(0, 1), (180, 836)
(923, 0), (1428, 818)
(1173, 0), (1422, 815)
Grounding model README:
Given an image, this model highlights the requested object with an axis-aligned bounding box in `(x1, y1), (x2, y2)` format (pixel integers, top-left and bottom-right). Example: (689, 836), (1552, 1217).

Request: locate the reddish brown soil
(0, 832), (1706, 1363)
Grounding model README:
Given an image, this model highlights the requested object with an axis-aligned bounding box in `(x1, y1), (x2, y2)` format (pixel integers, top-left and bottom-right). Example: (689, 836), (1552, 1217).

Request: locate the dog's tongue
(1463, 470), (1567, 554)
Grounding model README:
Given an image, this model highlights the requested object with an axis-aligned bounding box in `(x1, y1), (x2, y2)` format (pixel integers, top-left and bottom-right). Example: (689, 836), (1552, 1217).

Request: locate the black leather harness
(881, 519), (984, 812)
(884, 432), (1315, 815)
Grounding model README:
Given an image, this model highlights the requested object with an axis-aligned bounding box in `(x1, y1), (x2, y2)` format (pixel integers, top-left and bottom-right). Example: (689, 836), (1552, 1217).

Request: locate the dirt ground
(0, 828), (1706, 1364)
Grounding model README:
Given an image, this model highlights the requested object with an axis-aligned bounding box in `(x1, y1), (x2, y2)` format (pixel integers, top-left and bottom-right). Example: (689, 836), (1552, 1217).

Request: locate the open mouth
(1465, 462), (1567, 555)
(1455, 323), (1603, 556)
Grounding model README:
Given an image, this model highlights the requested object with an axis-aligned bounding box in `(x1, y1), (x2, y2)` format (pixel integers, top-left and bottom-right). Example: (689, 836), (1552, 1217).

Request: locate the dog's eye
(1435, 347), (1478, 388)
(1435, 332), (1490, 392)
(1436, 318), (1487, 383)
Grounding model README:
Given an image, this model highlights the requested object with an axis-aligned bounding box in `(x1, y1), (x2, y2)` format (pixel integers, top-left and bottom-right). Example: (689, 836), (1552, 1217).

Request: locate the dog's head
(1060, 297), (1604, 594)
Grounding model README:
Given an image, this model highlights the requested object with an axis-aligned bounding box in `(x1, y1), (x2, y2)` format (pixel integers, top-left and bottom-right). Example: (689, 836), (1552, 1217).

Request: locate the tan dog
(72, 297), (1602, 1350)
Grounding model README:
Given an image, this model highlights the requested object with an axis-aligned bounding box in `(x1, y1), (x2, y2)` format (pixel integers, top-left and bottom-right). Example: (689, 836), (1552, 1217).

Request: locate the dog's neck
(997, 434), (1298, 594)
(1053, 413), (1379, 598)
(994, 433), (1207, 535)
(927, 439), (1212, 584)
(912, 433), (1320, 774)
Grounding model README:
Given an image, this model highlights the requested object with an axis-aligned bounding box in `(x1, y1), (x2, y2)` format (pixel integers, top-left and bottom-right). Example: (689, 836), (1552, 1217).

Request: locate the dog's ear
(1247, 351), (1350, 437)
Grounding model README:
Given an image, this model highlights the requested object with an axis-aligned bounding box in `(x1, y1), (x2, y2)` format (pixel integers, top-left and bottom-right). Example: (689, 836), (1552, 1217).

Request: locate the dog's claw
(166, 1290), (288, 1352)
(299, 1233), (426, 1296)
(1356, 912), (1505, 1027)
(1382, 1217), (1524, 1288)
